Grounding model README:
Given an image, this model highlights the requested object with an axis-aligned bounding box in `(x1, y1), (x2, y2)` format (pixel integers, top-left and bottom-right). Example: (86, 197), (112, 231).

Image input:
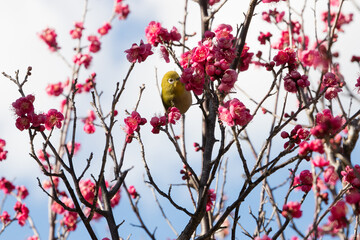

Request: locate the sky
(0, 0), (359, 239)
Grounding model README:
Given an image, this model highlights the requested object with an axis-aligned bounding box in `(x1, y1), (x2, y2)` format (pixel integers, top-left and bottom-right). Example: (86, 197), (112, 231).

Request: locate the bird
(161, 71), (192, 114)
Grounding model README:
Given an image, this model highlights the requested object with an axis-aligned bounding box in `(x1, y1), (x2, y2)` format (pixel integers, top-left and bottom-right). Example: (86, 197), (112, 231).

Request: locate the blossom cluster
(145, 21), (181, 47)
(281, 124), (310, 150)
(83, 110), (96, 134)
(178, 24), (253, 95)
(321, 72), (343, 100)
(125, 40), (153, 63)
(0, 139), (8, 161)
(1, 177), (30, 227)
(150, 107), (181, 134)
(50, 178), (121, 229)
(283, 70), (310, 93)
(128, 185), (138, 199)
(218, 98), (252, 127)
(206, 189), (216, 212)
(281, 201), (302, 219)
(310, 109), (345, 139)
(124, 111), (147, 142)
(38, 28), (60, 52)
(12, 95), (64, 131)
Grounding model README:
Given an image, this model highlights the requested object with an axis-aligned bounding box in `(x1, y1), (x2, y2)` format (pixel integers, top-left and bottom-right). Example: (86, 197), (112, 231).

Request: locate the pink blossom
(98, 22), (112, 36)
(84, 123), (95, 134)
(110, 189), (121, 207)
(145, 21), (170, 46)
(169, 27), (181, 41)
(0, 211), (11, 224)
(321, 11), (353, 32)
(206, 189), (216, 211)
(345, 188), (360, 205)
(218, 69), (238, 93)
(322, 72), (339, 87)
(160, 46), (170, 63)
(27, 236), (38, 240)
(218, 98), (253, 127)
(46, 82), (64, 96)
(14, 202), (29, 226)
(15, 116), (32, 131)
(341, 165), (360, 187)
(298, 141), (310, 156)
(254, 235), (272, 240)
(42, 177), (59, 190)
(115, 2), (130, 20)
(292, 175), (301, 191)
(214, 24), (233, 41)
(0, 139), (8, 161)
(299, 49), (320, 67)
(73, 53), (92, 69)
(309, 139), (324, 154)
(45, 109), (64, 130)
(150, 115), (167, 134)
(180, 68), (205, 95)
(282, 201), (302, 218)
(168, 107), (181, 124)
(124, 111), (147, 135)
(258, 32), (272, 45)
(283, 71), (310, 93)
(311, 156), (329, 167)
(208, 0), (220, 6)
(12, 95), (35, 116)
(39, 27), (59, 51)
(238, 44), (253, 71)
(124, 40), (153, 63)
(328, 200), (348, 230)
(88, 35), (101, 53)
(192, 43), (210, 63)
(69, 22), (84, 39)
(310, 109), (345, 138)
(273, 48), (297, 67)
(299, 170), (313, 192)
(355, 76), (360, 93)
(323, 166), (339, 185)
(80, 179), (95, 204)
(325, 87), (342, 100)
(16, 186), (29, 200)
(66, 142), (81, 155)
(128, 185), (138, 199)
(63, 211), (78, 231)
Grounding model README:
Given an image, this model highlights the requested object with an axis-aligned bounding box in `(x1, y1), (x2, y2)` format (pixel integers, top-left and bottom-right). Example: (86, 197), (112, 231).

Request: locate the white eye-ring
(168, 78), (175, 84)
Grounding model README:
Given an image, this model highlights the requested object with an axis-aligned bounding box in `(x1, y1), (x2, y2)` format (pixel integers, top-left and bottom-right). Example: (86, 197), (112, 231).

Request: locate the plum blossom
(45, 109), (64, 130)
(218, 98), (252, 127)
(98, 22), (111, 35)
(150, 115), (167, 134)
(310, 109), (345, 138)
(124, 40), (153, 63)
(73, 53), (92, 68)
(115, 2), (130, 20)
(206, 189), (216, 211)
(128, 185), (138, 199)
(46, 82), (64, 97)
(218, 69), (238, 93)
(282, 201), (302, 218)
(167, 107), (181, 124)
(88, 35), (101, 53)
(69, 22), (84, 39)
(299, 170), (313, 192)
(124, 111), (147, 142)
(39, 27), (59, 51)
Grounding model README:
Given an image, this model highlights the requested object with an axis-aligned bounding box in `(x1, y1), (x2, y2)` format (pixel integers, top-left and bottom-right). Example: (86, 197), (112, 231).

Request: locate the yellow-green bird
(161, 71), (192, 114)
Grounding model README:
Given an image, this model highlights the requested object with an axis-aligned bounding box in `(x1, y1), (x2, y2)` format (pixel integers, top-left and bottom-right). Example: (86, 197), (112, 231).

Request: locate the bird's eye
(168, 78), (174, 84)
